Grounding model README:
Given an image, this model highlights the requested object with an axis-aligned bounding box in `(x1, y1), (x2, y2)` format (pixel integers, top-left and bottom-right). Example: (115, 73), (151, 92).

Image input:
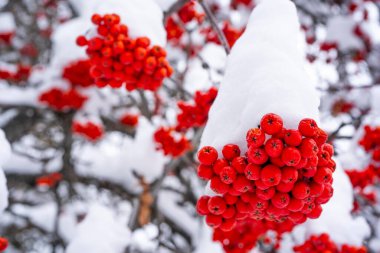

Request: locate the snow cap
(200, 0), (320, 151)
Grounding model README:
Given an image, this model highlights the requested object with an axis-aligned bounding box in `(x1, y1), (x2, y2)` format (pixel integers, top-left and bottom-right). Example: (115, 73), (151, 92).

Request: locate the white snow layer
(0, 129), (10, 213)
(0, 12), (15, 33)
(200, 0), (320, 152)
(65, 204), (131, 253)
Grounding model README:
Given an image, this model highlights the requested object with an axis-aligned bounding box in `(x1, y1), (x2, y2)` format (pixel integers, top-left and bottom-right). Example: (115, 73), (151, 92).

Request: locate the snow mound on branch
(0, 12), (15, 33)
(200, 0), (319, 151)
(68, 0), (165, 46)
(66, 204), (130, 253)
(0, 129), (10, 213)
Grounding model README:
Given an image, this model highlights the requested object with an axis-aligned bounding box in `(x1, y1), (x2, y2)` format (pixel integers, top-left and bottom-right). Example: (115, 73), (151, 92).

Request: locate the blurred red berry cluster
(77, 13), (173, 91)
(36, 172), (63, 188)
(39, 88), (87, 111)
(0, 64), (31, 83)
(153, 127), (191, 157)
(293, 233), (367, 253)
(72, 121), (104, 141)
(62, 59), (93, 87)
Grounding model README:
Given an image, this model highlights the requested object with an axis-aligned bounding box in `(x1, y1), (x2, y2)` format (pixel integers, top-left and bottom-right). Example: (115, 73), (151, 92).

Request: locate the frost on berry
(196, 113), (336, 250)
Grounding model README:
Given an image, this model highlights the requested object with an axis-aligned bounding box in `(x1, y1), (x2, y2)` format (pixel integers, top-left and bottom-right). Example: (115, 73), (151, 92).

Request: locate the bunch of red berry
(0, 237), (8, 252)
(39, 88), (87, 111)
(346, 164), (379, 190)
(62, 59), (93, 87)
(176, 87), (218, 131)
(36, 172), (63, 188)
(0, 64), (31, 83)
(120, 113), (139, 127)
(196, 113), (335, 231)
(72, 121), (104, 141)
(202, 22), (244, 48)
(359, 125), (380, 162)
(0, 31), (14, 44)
(76, 13), (173, 91)
(230, 0), (255, 9)
(293, 233), (367, 253)
(153, 127), (191, 157)
(212, 218), (294, 253)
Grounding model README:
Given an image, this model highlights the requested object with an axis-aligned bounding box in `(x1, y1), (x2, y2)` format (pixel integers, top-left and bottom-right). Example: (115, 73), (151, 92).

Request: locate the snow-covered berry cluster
(76, 13), (173, 91)
(39, 88), (87, 111)
(293, 233), (367, 253)
(176, 87), (218, 131)
(36, 172), (63, 188)
(153, 127), (191, 157)
(196, 113), (335, 231)
(72, 121), (104, 141)
(62, 59), (93, 87)
(202, 22), (244, 48)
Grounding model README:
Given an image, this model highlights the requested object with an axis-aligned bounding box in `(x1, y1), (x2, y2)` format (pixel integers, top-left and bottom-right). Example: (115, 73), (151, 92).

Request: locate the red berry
(322, 143), (334, 156)
(220, 166), (237, 184)
(250, 196), (269, 210)
(315, 128), (328, 146)
(281, 147), (301, 166)
(244, 163), (261, 180)
(298, 118), (318, 137)
(256, 187), (276, 200)
(198, 146), (218, 165)
(260, 113), (284, 135)
(197, 164), (214, 180)
(210, 176), (230, 194)
(246, 128), (265, 148)
(222, 144), (241, 160)
(233, 176), (252, 192)
(287, 198), (304, 212)
(284, 129), (302, 146)
(231, 156), (247, 173)
(247, 147), (268, 165)
(205, 214), (222, 228)
(276, 181), (294, 193)
(219, 219), (236, 232)
(271, 192), (290, 209)
(196, 196), (210, 215)
(255, 179), (271, 190)
(310, 181), (325, 197)
(208, 196), (227, 215)
(222, 206), (236, 219)
(307, 204), (322, 219)
(292, 182), (311, 199)
(213, 158), (229, 175)
(264, 137), (284, 157)
(281, 167), (298, 183)
(76, 35), (88, 46)
(270, 157), (285, 167)
(0, 237), (8, 251)
(261, 165), (282, 187)
(224, 194), (238, 205)
(314, 167), (333, 184)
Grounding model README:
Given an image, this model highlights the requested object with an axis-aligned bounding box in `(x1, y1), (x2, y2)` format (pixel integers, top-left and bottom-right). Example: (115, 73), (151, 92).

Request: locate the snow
(65, 204), (131, 253)
(130, 224), (159, 251)
(0, 12), (15, 33)
(12, 203), (57, 232)
(325, 16), (362, 51)
(200, 0), (320, 152)
(0, 129), (10, 213)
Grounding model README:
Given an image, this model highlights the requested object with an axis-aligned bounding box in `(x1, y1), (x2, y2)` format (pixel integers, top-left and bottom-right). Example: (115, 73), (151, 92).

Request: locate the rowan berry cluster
(293, 233), (367, 253)
(72, 121), (104, 141)
(213, 218), (294, 253)
(230, 0), (254, 9)
(39, 88), (87, 111)
(0, 64), (31, 83)
(346, 164), (379, 190)
(0, 237), (8, 251)
(176, 87), (218, 131)
(120, 113), (139, 127)
(36, 172), (63, 188)
(196, 113), (335, 232)
(62, 59), (93, 87)
(77, 13), (173, 91)
(153, 127), (191, 157)
(0, 31), (14, 44)
(359, 125), (380, 162)
(202, 22), (244, 48)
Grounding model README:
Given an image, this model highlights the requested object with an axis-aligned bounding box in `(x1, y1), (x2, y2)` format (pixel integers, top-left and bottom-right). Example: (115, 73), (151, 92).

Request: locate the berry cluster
(202, 22), (244, 48)
(359, 125), (380, 162)
(293, 233), (367, 253)
(36, 172), (63, 188)
(230, 0), (254, 9)
(62, 59), (93, 87)
(0, 237), (7, 251)
(0, 64), (31, 83)
(39, 88), (87, 111)
(77, 14), (173, 91)
(72, 121), (104, 141)
(120, 113), (139, 127)
(176, 87), (218, 131)
(0, 31), (14, 44)
(212, 218), (294, 253)
(346, 164), (379, 190)
(153, 127), (191, 157)
(196, 113), (335, 232)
